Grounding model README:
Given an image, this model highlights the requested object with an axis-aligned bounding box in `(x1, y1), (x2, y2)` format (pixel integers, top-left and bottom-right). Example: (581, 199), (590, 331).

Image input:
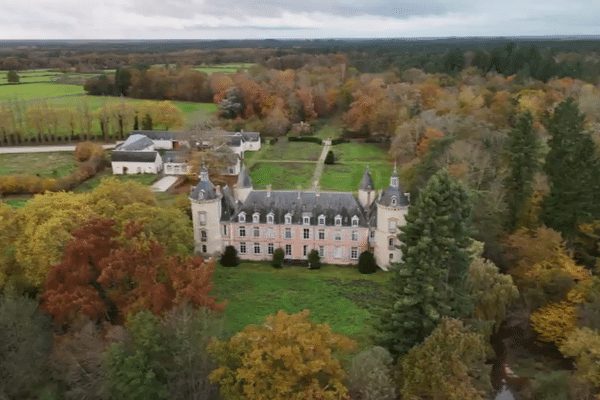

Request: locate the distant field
(0, 152), (78, 178)
(0, 69), (102, 85)
(212, 262), (390, 347)
(249, 162), (315, 190)
(320, 162), (392, 192)
(0, 83), (85, 102)
(192, 63), (256, 74)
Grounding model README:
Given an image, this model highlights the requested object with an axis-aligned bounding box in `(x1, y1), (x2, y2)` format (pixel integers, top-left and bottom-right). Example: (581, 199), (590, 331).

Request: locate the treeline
(0, 99), (183, 145)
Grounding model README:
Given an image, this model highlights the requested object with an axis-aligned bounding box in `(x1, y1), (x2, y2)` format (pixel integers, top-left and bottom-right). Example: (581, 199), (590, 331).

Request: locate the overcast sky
(1, 0), (598, 40)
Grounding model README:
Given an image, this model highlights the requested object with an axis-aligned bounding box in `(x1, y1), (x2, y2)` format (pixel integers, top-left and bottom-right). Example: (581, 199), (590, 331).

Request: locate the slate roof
(227, 136), (243, 147)
(231, 190), (369, 227)
(237, 165), (252, 188)
(111, 151), (159, 163)
(220, 185), (237, 222)
(359, 166), (375, 191)
(164, 151), (190, 164)
(131, 130), (184, 140)
(378, 171), (409, 207)
(116, 134), (154, 151)
(190, 167), (218, 201)
(241, 131), (260, 142)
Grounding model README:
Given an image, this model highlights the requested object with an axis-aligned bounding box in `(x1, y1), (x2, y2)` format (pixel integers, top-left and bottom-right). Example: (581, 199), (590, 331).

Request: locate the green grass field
(249, 162), (315, 190)
(0, 69), (102, 85)
(0, 152), (79, 178)
(192, 63), (256, 74)
(2, 197), (31, 208)
(333, 142), (390, 163)
(211, 262), (390, 345)
(0, 83), (86, 102)
(248, 140), (323, 163)
(320, 162), (393, 192)
(73, 171), (158, 193)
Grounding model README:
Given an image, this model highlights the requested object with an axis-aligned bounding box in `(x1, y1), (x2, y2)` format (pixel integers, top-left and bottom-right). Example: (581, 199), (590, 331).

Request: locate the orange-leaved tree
(41, 218), (224, 326)
(208, 310), (357, 400)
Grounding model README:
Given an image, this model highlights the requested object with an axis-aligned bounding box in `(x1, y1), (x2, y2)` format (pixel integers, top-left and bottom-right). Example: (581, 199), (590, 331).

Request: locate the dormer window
(267, 213), (274, 224)
(303, 216), (310, 225)
(391, 196), (397, 206)
(335, 215), (342, 226)
(351, 216), (359, 227)
(318, 215), (326, 226)
(285, 213), (292, 225)
(238, 212), (246, 223)
(253, 212), (260, 224)
(198, 190), (205, 200)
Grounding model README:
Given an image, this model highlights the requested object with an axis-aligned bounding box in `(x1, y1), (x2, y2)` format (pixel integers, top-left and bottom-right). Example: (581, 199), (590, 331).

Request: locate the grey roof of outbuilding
(231, 190), (369, 227)
(359, 167), (375, 191)
(164, 151), (190, 163)
(227, 136), (243, 147)
(111, 151), (159, 163)
(237, 165), (252, 188)
(116, 134), (154, 151)
(131, 130), (181, 140)
(241, 131), (260, 141)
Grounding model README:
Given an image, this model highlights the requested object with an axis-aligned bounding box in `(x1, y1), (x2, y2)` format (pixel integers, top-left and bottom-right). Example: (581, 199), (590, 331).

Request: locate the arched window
(238, 212), (246, 223)
(391, 196), (397, 206)
(335, 215), (342, 226)
(285, 213), (292, 225)
(318, 215), (326, 226)
(351, 216), (359, 227)
(303, 216), (310, 225)
(199, 190), (205, 200)
(267, 213), (274, 224)
(253, 212), (260, 223)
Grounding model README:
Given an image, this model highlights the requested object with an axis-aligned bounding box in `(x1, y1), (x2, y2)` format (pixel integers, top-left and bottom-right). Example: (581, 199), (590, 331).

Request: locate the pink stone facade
(223, 222), (370, 264)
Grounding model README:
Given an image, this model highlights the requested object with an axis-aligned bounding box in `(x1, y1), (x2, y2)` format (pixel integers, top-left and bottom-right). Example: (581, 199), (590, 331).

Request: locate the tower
(373, 167), (410, 269)
(358, 166), (376, 208)
(234, 164), (253, 203)
(189, 166), (223, 255)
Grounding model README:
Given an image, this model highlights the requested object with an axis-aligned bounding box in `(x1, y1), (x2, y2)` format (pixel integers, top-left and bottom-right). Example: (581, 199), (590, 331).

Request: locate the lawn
(2, 197), (31, 208)
(73, 171), (158, 193)
(192, 63), (256, 74)
(0, 152), (79, 178)
(250, 140), (323, 163)
(332, 142), (390, 163)
(320, 162), (393, 192)
(249, 162), (315, 190)
(0, 69), (102, 85)
(211, 262), (390, 345)
(0, 83), (86, 102)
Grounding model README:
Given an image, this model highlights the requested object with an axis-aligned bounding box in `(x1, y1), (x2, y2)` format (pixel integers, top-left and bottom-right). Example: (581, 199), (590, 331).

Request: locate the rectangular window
(351, 231), (358, 241)
(303, 216), (310, 225)
(239, 226), (246, 237)
(389, 219), (396, 233)
(268, 243), (274, 255)
(319, 245), (325, 257)
(285, 244), (292, 256)
(370, 230), (375, 239)
(285, 228), (292, 239)
(200, 230), (207, 242)
(223, 225), (227, 235)
(267, 215), (274, 224)
(266, 227), (274, 238)
(240, 242), (246, 254)
(254, 243), (260, 254)
(334, 232), (342, 241)
(334, 246), (342, 259)
(253, 226), (260, 237)
(303, 245), (308, 256)
(303, 228), (310, 239)
(389, 238), (395, 250)
(318, 229), (325, 240)
(199, 212), (207, 226)
(351, 247), (358, 259)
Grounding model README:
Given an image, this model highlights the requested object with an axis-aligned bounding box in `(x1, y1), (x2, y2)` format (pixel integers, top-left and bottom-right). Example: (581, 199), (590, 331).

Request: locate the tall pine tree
(505, 111), (543, 232)
(375, 169), (473, 359)
(541, 98), (600, 240)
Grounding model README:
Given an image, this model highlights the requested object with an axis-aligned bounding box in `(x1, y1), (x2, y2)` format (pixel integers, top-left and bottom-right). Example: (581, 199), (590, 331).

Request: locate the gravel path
(0, 144), (116, 154)
(310, 142), (331, 190)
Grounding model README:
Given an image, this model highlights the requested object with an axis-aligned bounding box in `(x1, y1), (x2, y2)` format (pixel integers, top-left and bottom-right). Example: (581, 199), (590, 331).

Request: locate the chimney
(315, 185), (320, 197)
(266, 184), (272, 198)
(297, 184), (302, 200)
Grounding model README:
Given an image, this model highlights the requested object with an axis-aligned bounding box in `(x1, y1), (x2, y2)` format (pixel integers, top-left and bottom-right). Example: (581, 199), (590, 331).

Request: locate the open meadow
(0, 69), (103, 85)
(0, 83), (86, 102)
(211, 261), (391, 347)
(0, 152), (78, 178)
(249, 162), (315, 190)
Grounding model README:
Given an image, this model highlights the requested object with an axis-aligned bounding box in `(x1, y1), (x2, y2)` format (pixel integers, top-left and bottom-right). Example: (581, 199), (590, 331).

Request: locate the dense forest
(3, 39), (600, 399)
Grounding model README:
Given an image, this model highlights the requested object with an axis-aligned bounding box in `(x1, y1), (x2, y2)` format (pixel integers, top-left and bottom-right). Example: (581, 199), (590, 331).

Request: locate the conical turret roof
(359, 166), (375, 191)
(237, 164), (253, 189)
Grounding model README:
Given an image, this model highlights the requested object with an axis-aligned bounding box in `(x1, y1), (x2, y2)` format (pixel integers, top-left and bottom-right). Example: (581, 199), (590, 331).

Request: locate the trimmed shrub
(308, 250), (321, 270)
(272, 248), (284, 269)
(358, 251), (378, 274)
(74, 142), (105, 162)
(269, 138), (278, 145)
(220, 245), (239, 267)
(288, 136), (323, 145)
(324, 150), (335, 165)
(330, 138), (348, 145)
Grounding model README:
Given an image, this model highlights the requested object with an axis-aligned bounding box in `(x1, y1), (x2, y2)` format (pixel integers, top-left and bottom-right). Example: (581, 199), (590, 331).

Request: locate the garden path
(310, 142), (331, 190)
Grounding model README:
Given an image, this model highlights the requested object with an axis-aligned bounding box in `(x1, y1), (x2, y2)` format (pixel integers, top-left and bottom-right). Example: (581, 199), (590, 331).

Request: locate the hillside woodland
(3, 41), (600, 399)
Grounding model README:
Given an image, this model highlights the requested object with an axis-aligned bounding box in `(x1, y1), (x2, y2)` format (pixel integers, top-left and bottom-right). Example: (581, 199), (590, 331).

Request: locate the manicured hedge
(288, 136), (323, 145)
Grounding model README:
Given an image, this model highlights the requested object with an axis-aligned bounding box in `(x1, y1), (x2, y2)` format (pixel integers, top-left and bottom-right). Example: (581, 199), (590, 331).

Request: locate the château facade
(189, 165), (409, 270)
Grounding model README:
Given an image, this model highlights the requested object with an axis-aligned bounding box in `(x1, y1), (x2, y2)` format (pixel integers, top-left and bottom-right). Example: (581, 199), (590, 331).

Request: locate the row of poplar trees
(374, 96), (600, 368)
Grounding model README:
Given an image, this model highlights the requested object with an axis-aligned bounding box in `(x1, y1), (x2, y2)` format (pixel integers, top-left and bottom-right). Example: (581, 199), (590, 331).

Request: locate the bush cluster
(324, 150), (335, 165)
(288, 136), (323, 145)
(330, 138), (348, 145)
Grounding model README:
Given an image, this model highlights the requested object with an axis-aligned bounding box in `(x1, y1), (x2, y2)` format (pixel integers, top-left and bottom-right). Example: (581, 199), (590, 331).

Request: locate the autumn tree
(375, 169), (473, 359)
(400, 318), (491, 400)
(0, 202), (19, 290)
(41, 219), (224, 325)
(347, 346), (396, 400)
(541, 98), (600, 240)
(504, 111), (544, 232)
(209, 310), (356, 400)
(560, 327), (600, 392)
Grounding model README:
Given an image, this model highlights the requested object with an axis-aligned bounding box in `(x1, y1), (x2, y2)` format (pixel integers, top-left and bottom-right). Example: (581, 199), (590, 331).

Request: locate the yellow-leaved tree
(15, 191), (96, 287)
(560, 327), (600, 391)
(0, 202), (19, 289)
(208, 310), (357, 400)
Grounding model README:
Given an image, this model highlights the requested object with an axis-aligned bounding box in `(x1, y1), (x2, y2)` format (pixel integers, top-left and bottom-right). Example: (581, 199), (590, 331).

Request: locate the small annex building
(190, 165), (410, 270)
(110, 134), (162, 174)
